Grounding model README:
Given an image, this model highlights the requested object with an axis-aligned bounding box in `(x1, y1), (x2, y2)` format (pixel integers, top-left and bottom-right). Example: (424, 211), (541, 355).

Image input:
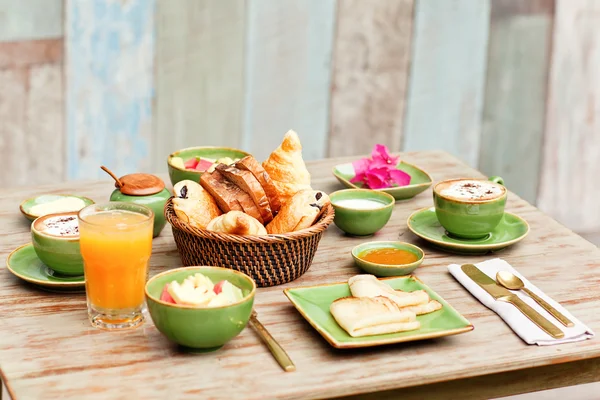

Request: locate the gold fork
(249, 311), (296, 372)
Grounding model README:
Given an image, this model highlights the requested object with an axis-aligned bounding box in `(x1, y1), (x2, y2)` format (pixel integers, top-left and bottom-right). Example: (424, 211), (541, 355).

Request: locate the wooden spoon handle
(523, 288), (574, 327)
(249, 314), (295, 372)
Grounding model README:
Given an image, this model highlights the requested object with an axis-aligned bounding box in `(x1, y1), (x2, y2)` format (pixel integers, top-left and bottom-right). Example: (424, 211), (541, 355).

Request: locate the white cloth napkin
(448, 258), (594, 345)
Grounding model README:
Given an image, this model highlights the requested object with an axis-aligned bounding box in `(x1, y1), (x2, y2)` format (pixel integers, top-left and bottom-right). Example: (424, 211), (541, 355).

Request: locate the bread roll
(265, 190), (330, 234)
(206, 211), (267, 236)
(262, 130), (312, 205)
(330, 296), (420, 337)
(172, 180), (221, 229)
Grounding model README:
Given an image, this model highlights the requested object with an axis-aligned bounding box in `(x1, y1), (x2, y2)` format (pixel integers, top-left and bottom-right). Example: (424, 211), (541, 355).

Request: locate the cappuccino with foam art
(435, 179), (505, 202)
(34, 214), (79, 237)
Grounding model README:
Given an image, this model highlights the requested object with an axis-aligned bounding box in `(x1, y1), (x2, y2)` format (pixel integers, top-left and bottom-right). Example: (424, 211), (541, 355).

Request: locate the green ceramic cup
(146, 266), (256, 350)
(351, 241), (424, 277)
(109, 188), (171, 238)
(31, 211), (84, 276)
(330, 189), (395, 236)
(433, 176), (507, 239)
(167, 146), (250, 186)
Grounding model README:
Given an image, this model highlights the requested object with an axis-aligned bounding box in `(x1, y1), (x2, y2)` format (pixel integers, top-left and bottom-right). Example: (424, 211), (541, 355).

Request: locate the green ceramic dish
(146, 266), (256, 350)
(109, 188), (171, 237)
(407, 207), (529, 255)
(433, 177), (507, 239)
(351, 241), (424, 277)
(6, 243), (85, 291)
(20, 194), (95, 221)
(332, 161), (432, 200)
(31, 211), (83, 276)
(330, 189), (395, 236)
(283, 276), (472, 349)
(167, 146), (250, 186)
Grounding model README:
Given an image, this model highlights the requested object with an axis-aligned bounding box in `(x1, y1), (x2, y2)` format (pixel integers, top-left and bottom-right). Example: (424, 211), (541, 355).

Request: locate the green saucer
(407, 208), (529, 255)
(6, 244), (85, 291)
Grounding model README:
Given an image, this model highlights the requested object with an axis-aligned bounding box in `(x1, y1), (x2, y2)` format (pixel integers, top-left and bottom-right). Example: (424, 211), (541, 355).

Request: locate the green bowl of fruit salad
(167, 146), (250, 186)
(145, 266), (256, 350)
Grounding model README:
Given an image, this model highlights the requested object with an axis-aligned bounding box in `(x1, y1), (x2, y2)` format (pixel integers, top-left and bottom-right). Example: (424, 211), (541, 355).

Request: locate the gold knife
(461, 264), (564, 339)
(249, 311), (296, 372)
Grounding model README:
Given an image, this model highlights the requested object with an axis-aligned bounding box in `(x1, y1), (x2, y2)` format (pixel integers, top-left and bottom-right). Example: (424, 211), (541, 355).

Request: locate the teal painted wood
(403, 0), (491, 167)
(153, 0), (245, 173)
(242, 0), (337, 161)
(479, 0), (554, 204)
(65, 0), (155, 180)
(538, 0), (600, 232)
(0, 0), (63, 42)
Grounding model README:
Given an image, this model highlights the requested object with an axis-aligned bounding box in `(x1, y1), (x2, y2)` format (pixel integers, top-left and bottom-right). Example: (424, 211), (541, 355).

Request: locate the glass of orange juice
(78, 202), (154, 330)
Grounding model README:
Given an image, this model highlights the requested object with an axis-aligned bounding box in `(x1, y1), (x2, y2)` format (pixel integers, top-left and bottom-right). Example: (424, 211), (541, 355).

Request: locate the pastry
(262, 130), (312, 205)
(235, 156), (282, 215)
(266, 190), (330, 234)
(348, 275), (431, 308)
(172, 180), (221, 229)
(199, 169), (265, 223)
(206, 211), (267, 236)
(216, 164), (274, 224)
(330, 296), (420, 337)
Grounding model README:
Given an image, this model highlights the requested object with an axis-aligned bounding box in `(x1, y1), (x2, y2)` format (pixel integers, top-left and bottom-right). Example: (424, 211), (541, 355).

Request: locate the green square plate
(284, 276), (473, 349)
(332, 161), (432, 200)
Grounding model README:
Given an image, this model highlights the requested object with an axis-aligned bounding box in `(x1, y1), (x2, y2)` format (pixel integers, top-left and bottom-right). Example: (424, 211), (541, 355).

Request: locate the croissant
(206, 211), (267, 236)
(262, 130), (311, 205)
(172, 180), (221, 229)
(266, 190), (330, 234)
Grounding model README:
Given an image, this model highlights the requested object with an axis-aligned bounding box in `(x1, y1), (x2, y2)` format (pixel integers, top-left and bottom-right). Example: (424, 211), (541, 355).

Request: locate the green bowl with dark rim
(329, 189), (395, 236)
(145, 266), (256, 351)
(352, 241), (425, 277)
(167, 146), (250, 186)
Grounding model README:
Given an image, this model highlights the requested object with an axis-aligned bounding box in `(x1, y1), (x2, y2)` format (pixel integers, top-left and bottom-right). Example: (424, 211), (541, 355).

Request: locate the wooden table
(1, 151), (599, 400)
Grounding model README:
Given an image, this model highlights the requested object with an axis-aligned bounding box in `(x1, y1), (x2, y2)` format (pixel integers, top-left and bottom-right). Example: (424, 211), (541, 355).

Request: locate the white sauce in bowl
(332, 198), (388, 210)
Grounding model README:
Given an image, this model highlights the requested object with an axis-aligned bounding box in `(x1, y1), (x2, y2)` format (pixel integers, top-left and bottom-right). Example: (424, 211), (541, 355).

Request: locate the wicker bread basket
(164, 198), (334, 287)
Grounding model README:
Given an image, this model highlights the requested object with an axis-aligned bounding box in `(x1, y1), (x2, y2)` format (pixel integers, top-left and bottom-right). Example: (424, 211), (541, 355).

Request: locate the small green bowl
(20, 194), (95, 222)
(329, 189), (395, 236)
(145, 266), (256, 350)
(351, 241), (425, 277)
(167, 146), (250, 186)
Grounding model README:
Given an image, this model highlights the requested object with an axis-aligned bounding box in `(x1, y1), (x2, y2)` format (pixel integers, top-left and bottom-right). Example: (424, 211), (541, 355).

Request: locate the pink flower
(349, 144), (411, 189)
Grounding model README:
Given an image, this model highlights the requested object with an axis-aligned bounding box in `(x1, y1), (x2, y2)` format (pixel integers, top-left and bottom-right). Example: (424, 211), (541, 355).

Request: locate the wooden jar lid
(117, 173), (165, 196)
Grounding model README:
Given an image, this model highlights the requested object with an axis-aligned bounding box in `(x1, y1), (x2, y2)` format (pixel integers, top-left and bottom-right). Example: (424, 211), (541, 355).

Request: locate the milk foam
(39, 215), (79, 237)
(439, 180), (504, 201)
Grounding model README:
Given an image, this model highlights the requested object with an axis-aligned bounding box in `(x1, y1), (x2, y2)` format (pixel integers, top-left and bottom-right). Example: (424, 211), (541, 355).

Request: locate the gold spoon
(249, 311), (296, 372)
(496, 271), (574, 327)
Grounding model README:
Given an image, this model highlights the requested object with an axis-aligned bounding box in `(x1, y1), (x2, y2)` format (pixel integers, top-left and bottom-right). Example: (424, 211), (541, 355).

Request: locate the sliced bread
(235, 156), (281, 215)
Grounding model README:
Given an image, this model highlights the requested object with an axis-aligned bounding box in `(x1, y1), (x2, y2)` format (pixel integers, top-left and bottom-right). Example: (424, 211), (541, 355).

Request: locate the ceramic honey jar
(102, 166), (170, 237)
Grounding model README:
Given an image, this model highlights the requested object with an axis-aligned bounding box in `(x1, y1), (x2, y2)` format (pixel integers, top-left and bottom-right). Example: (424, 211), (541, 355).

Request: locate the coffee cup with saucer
(407, 177), (529, 254)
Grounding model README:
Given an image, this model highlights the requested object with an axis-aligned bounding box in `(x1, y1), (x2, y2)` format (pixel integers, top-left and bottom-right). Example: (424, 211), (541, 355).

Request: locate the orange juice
(79, 203), (153, 330)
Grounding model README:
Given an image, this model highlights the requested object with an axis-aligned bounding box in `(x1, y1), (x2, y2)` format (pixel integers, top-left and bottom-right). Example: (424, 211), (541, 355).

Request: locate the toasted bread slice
(199, 170), (244, 213)
(216, 164), (273, 224)
(199, 170), (264, 223)
(235, 156), (282, 215)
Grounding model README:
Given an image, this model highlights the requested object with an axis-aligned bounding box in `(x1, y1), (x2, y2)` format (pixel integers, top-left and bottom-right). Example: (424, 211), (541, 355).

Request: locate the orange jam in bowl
(358, 247), (419, 265)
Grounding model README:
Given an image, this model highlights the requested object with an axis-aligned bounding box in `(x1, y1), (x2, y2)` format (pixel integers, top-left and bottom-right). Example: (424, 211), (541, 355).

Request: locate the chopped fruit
(195, 158), (214, 172)
(213, 280), (226, 294)
(184, 157), (199, 170)
(171, 157), (185, 170)
(160, 284), (176, 304)
(160, 273), (244, 308)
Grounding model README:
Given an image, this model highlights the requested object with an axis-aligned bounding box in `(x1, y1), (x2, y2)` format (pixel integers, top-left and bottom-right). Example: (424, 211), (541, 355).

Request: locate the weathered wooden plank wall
(242, 0), (336, 161)
(403, 0), (491, 167)
(478, 0), (554, 204)
(537, 0), (600, 233)
(0, 0), (599, 236)
(65, 0), (155, 180)
(153, 0), (246, 170)
(328, 0), (414, 157)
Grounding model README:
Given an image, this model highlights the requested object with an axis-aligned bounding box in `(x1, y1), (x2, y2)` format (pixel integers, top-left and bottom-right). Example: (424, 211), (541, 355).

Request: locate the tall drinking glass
(78, 202), (154, 330)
